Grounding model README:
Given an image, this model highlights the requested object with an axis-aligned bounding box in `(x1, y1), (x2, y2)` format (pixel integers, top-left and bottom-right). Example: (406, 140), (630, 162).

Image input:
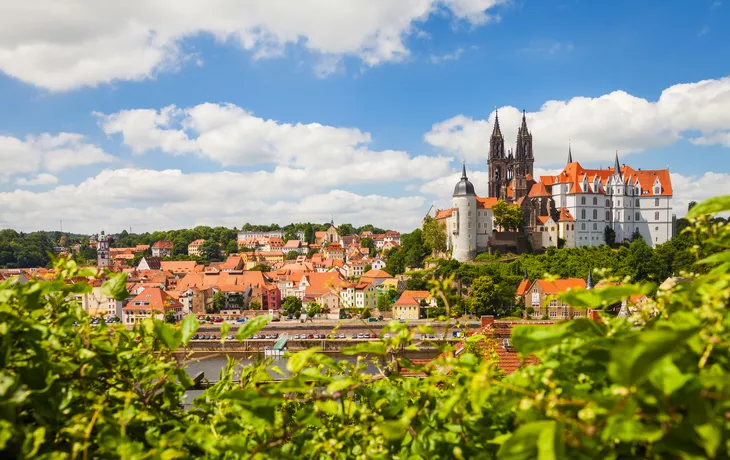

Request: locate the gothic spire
(461, 161), (468, 179)
(519, 109), (528, 134)
(492, 109), (502, 137)
(567, 142), (573, 164)
(614, 151), (621, 176)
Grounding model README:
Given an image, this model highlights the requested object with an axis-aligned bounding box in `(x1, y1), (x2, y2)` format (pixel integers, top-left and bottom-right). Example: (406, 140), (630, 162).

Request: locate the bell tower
(487, 110), (507, 199)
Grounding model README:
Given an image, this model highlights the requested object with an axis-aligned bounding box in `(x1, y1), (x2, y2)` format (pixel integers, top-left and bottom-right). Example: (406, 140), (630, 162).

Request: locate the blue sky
(0, 0), (728, 233)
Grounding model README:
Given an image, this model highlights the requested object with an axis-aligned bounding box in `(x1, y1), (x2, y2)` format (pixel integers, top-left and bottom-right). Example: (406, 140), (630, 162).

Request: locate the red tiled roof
(361, 269), (393, 279)
(528, 182), (550, 197)
(152, 240), (173, 249)
(535, 278), (586, 295)
(124, 287), (182, 311)
(516, 279), (531, 296)
(393, 290), (431, 307)
(476, 196), (499, 209)
(435, 208), (455, 219)
(558, 208), (575, 222)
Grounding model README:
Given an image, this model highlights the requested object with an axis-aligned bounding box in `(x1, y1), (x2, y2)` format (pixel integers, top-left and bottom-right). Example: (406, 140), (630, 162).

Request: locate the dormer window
(654, 186), (661, 194)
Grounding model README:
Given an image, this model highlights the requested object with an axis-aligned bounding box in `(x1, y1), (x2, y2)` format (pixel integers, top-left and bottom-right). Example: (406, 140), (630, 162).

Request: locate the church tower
(512, 110), (534, 200)
(97, 231), (110, 268)
(487, 110), (507, 199)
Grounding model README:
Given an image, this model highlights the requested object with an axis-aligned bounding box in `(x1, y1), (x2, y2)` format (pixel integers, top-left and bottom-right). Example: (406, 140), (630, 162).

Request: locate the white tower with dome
(452, 164), (478, 262)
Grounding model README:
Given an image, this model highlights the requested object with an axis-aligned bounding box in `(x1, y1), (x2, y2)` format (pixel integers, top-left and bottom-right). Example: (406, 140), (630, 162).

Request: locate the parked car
(307, 334), (314, 339)
(287, 315), (294, 320)
(370, 333), (377, 338)
(384, 333), (391, 339)
(227, 335), (234, 340)
(235, 318), (245, 323)
(351, 334), (358, 339)
(192, 334), (200, 340)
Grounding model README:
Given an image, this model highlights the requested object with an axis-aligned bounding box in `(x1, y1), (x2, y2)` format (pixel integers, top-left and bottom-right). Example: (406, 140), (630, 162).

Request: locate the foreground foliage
(2, 196), (730, 458)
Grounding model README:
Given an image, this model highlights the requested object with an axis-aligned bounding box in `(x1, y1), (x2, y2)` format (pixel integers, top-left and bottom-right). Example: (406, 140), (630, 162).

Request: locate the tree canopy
(492, 201), (524, 231)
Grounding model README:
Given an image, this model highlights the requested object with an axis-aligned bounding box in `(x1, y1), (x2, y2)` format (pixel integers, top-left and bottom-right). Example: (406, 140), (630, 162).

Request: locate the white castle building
(429, 148), (675, 262)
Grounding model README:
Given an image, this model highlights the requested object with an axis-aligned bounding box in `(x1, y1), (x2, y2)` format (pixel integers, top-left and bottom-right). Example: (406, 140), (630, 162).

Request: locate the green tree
(470, 275), (501, 316)
(286, 250), (299, 260)
(211, 290), (226, 312)
(248, 299), (262, 310)
(225, 240), (239, 255)
(603, 226), (616, 247)
(59, 234), (70, 247)
(361, 308), (372, 319)
(304, 224), (315, 244)
(376, 293), (392, 311)
(492, 200), (524, 231)
(249, 263), (271, 272)
(201, 240), (222, 262)
(307, 302), (322, 316)
(422, 215), (447, 253)
(337, 223), (355, 237)
(360, 237), (374, 251)
(282, 296), (302, 318)
(363, 264), (372, 273)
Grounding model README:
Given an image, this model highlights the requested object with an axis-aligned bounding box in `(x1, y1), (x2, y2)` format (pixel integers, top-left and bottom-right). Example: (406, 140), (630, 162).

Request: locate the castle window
(655, 226), (659, 231)
(581, 196), (586, 205)
(618, 200), (621, 206)
(635, 212), (640, 220)
(592, 210), (598, 219)
(581, 209), (586, 219)
(655, 212), (660, 221)
(617, 212), (621, 220)
(635, 199), (639, 207)
(654, 186), (661, 194)
(606, 211), (610, 221)
(593, 197), (598, 205)
(655, 198), (659, 206)
(606, 199), (610, 207)
(593, 223), (598, 230)
(581, 223), (586, 230)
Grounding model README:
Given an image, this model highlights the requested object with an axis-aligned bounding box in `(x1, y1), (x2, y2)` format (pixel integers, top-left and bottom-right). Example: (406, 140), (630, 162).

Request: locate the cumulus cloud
(0, 0), (508, 90)
(97, 102), (452, 178)
(0, 132), (115, 178)
(0, 168), (428, 233)
(671, 172), (730, 217)
(424, 77), (730, 166)
(15, 173), (59, 186)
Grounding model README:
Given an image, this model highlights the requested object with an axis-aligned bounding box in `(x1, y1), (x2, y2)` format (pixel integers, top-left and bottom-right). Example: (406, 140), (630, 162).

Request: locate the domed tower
(452, 164), (477, 262)
(97, 230), (110, 268)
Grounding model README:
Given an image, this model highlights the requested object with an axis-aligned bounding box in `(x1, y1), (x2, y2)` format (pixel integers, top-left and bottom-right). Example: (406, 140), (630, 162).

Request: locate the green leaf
(235, 315), (270, 341)
(608, 326), (701, 386)
(697, 251), (730, 265)
(286, 348), (320, 373)
(219, 322), (230, 345)
(602, 417), (663, 443)
(154, 321), (181, 349)
(512, 319), (606, 355)
(687, 195), (730, 218)
(341, 341), (386, 356)
(100, 273), (129, 300)
(696, 423), (721, 459)
(559, 283), (656, 309)
(180, 314), (199, 346)
(648, 357), (692, 396)
(497, 421), (563, 460)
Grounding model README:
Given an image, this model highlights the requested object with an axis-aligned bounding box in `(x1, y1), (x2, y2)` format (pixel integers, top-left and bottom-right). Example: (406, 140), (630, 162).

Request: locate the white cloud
(0, 132), (115, 178)
(0, 168), (428, 233)
(15, 173), (58, 186)
(0, 0), (507, 90)
(419, 165), (561, 197)
(424, 77), (730, 166)
(97, 102), (452, 180)
(429, 47), (465, 64)
(671, 172), (730, 217)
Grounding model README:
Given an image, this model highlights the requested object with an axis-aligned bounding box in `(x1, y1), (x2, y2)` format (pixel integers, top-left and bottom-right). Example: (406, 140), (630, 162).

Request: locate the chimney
(481, 315), (495, 328)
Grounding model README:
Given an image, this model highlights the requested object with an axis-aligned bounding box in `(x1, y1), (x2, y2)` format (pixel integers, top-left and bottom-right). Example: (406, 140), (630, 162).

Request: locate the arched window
(617, 212), (621, 220)
(635, 199), (639, 207)
(592, 209), (598, 219)
(581, 196), (586, 205)
(593, 223), (598, 230)
(581, 223), (586, 230)
(581, 209), (586, 219)
(593, 197), (597, 205)
(655, 198), (659, 206)
(635, 212), (640, 220)
(655, 211), (660, 221)
(606, 211), (610, 221)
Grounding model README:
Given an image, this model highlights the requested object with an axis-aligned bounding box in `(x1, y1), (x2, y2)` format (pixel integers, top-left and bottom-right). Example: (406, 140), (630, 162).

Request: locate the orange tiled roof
(528, 182), (550, 198)
(476, 196), (499, 209)
(535, 278), (586, 294)
(516, 279), (531, 296)
(537, 216), (551, 225)
(152, 240), (173, 249)
(558, 208), (575, 222)
(361, 269), (393, 279)
(124, 287), (182, 311)
(393, 290), (431, 307)
(435, 208), (455, 219)
(160, 261), (198, 274)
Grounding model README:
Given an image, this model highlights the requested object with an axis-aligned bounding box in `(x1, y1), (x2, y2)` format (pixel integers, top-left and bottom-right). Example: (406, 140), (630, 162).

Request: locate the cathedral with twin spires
(429, 110), (675, 262)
